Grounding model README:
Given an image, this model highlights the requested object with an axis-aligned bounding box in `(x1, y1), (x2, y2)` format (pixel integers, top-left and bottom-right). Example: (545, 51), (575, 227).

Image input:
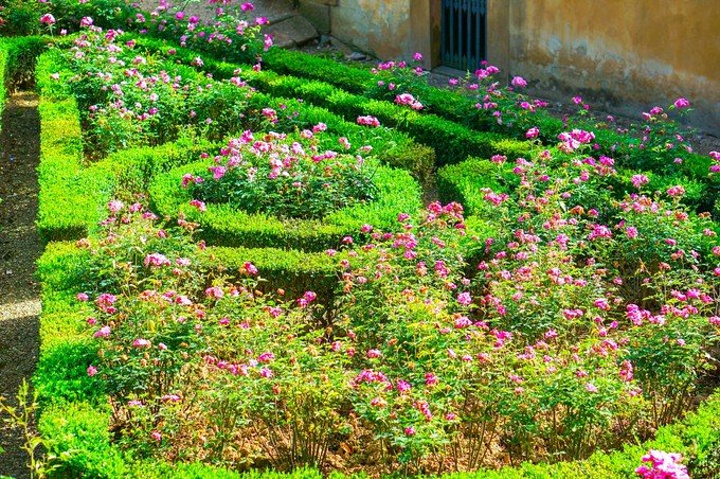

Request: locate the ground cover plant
(0, 1), (719, 477)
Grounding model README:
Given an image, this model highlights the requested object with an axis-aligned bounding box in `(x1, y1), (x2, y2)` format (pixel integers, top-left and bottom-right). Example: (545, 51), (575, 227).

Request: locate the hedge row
(261, 49), (510, 132)
(35, 242), (720, 479)
(437, 158), (519, 216)
(150, 159), (422, 251)
(134, 37), (536, 167)
(146, 38), (718, 215)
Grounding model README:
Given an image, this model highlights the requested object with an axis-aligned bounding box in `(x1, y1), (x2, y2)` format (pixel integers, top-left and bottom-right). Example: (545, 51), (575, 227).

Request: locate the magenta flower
(93, 326), (111, 338)
(456, 291), (472, 306)
(241, 2), (255, 11)
(511, 76), (527, 88)
(666, 185), (686, 197)
(636, 450), (689, 479)
(80, 16), (93, 27)
(40, 13), (56, 25)
(525, 126), (540, 139)
(673, 97), (690, 109)
(133, 338), (151, 348)
(404, 426), (416, 436)
(258, 352), (275, 363)
(357, 115), (381, 127)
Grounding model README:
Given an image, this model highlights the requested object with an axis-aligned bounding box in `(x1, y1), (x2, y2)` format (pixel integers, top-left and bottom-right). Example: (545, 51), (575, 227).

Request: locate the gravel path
(0, 91), (42, 479)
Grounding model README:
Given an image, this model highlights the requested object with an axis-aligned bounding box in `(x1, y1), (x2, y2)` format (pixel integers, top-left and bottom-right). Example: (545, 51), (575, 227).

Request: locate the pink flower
(76, 292), (89, 302)
(666, 185), (686, 197)
(404, 426), (416, 436)
(366, 349), (382, 359)
(456, 292), (472, 306)
(526, 126), (540, 139)
(40, 13), (56, 25)
(241, 2), (255, 11)
(636, 450), (689, 479)
(357, 115), (381, 127)
(263, 34), (273, 51)
(133, 338), (151, 348)
(585, 383), (598, 393)
(87, 365), (98, 377)
(80, 17), (93, 27)
(205, 286), (224, 299)
(511, 76), (527, 88)
(93, 326), (111, 338)
(107, 199), (124, 214)
(673, 97), (690, 109)
(151, 431), (162, 442)
(189, 199), (206, 211)
(258, 352), (275, 363)
(413, 52), (423, 62)
(244, 262), (259, 275)
(395, 93), (423, 110)
(143, 253), (171, 268)
(631, 174), (649, 188)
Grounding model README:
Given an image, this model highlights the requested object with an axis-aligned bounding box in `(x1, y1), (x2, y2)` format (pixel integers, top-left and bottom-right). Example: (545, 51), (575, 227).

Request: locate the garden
(0, 0), (719, 478)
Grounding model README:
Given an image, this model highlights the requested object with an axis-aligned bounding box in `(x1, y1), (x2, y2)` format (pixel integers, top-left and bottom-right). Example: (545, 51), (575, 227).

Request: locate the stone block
(264, 15), (318, 48)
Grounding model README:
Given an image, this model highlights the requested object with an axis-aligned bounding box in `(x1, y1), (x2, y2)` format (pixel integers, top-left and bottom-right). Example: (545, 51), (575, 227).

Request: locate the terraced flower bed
(0, 2), (719, 478)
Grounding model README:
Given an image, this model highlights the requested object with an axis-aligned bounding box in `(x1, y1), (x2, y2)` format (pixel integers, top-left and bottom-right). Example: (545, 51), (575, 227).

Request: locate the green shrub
(150, 159), (422, 251)
(199, 246), (341, 306)
(437, 158), (519, 215)
(248, 93), (436, 184)
(133, 38), (533, 170)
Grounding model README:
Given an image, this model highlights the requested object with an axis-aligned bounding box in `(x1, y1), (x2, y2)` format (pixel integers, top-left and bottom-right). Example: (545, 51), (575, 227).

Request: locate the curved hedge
(150, 160), (422, 250)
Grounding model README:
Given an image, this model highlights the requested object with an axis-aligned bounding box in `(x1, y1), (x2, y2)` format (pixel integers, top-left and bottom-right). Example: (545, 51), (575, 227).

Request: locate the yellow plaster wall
(509, 0), (720, 133)
(330, 0), (413, 59)
(316, 0), (718, 132)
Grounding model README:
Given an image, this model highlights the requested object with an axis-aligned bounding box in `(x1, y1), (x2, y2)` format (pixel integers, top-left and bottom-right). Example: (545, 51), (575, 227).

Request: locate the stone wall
(298, 0), (720, 134)
(508, 0), (720, 134)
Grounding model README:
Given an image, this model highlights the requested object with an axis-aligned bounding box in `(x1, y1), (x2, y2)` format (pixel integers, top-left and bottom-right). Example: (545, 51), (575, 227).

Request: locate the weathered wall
(298, 0), (720, 133)
(508, 0), (720, 134)
(329, 0), (414, 59)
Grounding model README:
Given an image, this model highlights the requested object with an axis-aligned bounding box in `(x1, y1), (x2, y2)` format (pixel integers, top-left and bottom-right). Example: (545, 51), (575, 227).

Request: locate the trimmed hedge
(35, 51), (92, 242)
(134, 37), (536, 168)
(437, 158), (519, 216)
(142, 38), (719, 216)
(150, 160), (422, 251)
(249, 93), (437, 184)
(198, 246), (342, 306)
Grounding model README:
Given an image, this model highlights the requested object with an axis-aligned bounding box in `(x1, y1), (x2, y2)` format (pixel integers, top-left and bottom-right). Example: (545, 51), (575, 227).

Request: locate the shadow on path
(0, 91), (41, 479)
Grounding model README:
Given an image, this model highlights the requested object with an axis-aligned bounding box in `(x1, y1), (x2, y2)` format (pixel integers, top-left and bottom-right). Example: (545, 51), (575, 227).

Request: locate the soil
(0, 91), (42, 479)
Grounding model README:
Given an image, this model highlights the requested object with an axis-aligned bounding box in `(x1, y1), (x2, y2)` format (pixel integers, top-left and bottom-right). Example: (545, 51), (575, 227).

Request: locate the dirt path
(0, 91), (42, 479)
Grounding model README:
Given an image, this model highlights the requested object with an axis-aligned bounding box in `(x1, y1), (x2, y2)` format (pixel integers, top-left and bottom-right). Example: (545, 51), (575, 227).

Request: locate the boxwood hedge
(150, 160), (422, 251)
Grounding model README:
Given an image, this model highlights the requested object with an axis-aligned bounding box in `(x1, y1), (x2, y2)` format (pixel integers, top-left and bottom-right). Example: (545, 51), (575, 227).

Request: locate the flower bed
(1, 6), (717, 476)
(150, 131), (422, 250)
